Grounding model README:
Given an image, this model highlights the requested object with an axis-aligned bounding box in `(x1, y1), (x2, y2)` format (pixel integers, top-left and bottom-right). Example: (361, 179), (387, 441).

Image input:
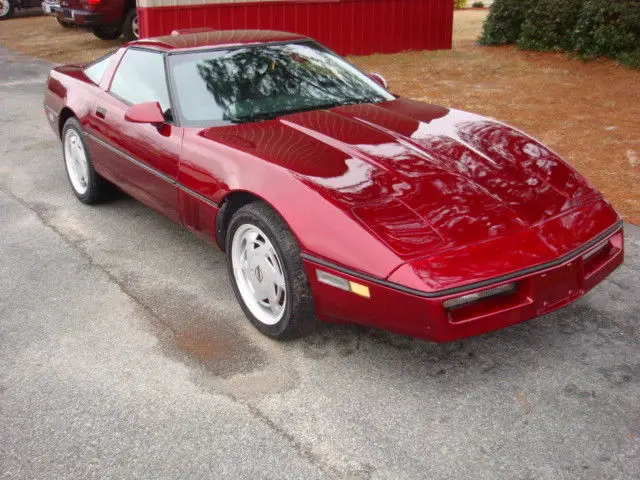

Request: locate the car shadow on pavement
(294, 289), (638, 380)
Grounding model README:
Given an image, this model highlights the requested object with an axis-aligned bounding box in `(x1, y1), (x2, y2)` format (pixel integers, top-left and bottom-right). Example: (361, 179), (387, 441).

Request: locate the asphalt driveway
(1, 47), (639, 479)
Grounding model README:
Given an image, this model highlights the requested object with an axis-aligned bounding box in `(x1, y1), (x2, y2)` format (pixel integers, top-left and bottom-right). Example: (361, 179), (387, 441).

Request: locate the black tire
(61, 118), (112, 204)
(226, 201), (316, 339)
(92, 25), (122, 40)
(0, 0), (14, 19)
(56, 17), (74, 28)
(122, 8), (138, 42)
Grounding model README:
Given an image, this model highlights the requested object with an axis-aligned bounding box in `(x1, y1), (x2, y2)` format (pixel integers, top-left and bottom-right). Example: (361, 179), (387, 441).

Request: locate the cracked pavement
(1, 46), (639, 479)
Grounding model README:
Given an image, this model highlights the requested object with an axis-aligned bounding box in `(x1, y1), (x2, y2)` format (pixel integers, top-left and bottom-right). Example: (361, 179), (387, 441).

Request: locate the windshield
(168, 41), (394, 126)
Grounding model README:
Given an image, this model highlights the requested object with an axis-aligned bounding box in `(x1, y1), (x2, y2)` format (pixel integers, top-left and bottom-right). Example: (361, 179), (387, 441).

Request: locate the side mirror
(368, 72), (388, 89)
(124, 101), (165, 125)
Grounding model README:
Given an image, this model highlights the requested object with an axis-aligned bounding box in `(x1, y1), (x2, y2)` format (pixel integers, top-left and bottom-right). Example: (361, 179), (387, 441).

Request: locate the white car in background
(42, 0), (73, 27)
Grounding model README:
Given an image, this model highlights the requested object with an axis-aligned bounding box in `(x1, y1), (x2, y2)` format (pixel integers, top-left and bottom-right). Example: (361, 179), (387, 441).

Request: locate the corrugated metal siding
(137, 0), (453, 55)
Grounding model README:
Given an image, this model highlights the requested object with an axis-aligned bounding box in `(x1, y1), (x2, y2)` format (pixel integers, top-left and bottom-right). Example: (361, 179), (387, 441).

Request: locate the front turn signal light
(316, 270), (371, 298)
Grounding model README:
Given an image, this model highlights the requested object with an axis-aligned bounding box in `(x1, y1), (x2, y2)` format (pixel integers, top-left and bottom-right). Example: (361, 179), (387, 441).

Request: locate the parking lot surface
(1, 47), (639, 479)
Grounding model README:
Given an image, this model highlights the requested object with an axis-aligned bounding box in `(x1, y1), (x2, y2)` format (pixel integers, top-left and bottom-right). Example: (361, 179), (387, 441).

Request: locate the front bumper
(56, 8), (101, 26)
(304, 225), (624, 342)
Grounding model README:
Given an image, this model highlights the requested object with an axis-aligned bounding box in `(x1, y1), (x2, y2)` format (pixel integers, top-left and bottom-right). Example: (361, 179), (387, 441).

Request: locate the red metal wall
(138, 0), (453, 55)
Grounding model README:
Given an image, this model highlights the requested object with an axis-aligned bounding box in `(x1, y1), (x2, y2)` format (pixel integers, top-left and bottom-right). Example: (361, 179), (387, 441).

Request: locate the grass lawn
(1, 9), (638, 223)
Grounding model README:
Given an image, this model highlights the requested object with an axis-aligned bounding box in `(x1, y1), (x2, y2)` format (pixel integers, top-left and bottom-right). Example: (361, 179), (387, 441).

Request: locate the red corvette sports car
(43, 30), (624, 342)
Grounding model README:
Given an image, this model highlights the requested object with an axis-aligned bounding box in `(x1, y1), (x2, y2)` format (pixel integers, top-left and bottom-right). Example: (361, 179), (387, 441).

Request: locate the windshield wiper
(228, 105), (332, 124)
(276, 102), (345, 116)
(343, 96), (382, 106)
(228, 98), (380, 124)
(228, 111), (282, 124)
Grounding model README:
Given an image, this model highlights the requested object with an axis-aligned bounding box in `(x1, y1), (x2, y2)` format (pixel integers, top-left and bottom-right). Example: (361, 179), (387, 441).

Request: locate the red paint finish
(131, 29), (308, 51)
(137, 0), (454, 55)
(124, 101), (166, 124)
(87, 91), (184, 223)
(186, 99), (619, 286)
(306, 228), (623, 342)
(388, 198), (618, 291)
(43, 32), (624, 342)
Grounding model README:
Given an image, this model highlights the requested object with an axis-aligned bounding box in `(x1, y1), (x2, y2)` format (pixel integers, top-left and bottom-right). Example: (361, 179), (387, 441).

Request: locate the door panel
(86, 91), (183, 223)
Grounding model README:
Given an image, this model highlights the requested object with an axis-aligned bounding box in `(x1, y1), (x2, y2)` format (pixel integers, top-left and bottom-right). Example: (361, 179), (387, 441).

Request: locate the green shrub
(472, 2), (485, 8)
(617, 48), (640, 68)
(518, 0), (583, 51)
(454, 0), (467, 9)
(479, 0), (531, 45)
(571, 0), (640, 61)
(478, 0), (640, 68)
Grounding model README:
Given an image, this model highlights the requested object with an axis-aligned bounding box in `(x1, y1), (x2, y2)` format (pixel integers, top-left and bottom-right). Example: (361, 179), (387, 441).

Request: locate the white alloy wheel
(231, 224), (287, 326)
(64, 128), (90, 195)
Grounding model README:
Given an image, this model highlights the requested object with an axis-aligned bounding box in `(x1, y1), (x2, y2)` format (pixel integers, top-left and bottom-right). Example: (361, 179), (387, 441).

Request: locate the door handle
(96, 107), (107, 119)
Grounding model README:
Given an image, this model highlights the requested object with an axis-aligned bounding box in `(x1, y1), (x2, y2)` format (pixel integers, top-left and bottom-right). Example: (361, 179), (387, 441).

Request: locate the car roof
(128, 29), (310, 52)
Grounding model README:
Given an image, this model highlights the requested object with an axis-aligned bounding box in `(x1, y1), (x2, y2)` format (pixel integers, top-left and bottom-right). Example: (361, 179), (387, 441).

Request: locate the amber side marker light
(443, 282), (517, 310)
(316, 270), (371, 298)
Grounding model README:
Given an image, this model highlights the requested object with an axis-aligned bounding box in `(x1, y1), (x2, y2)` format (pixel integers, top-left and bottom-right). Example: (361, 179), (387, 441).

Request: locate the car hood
(202, 97), (607, 259)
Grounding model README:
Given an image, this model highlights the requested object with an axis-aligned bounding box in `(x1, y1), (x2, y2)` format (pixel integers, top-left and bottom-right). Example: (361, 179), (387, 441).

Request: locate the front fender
(179, 129), (404, 279)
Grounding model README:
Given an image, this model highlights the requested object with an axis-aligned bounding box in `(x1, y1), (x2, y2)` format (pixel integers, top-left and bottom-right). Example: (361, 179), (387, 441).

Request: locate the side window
(110, 49), (171, 113)
(84, 51), (115, 85)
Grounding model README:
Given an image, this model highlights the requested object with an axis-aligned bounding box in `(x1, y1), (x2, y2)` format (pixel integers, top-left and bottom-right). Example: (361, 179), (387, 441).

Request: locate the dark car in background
(56, 0), (138, 41)
(1, 0), (43, 18)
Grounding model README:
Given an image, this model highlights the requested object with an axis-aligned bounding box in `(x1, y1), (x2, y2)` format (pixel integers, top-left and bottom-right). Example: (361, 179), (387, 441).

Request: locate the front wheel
(226, 201), (316, 339)
(122, 8), (139, 42)
(0, 0), (14, 19)
(92, 25), (122, 40)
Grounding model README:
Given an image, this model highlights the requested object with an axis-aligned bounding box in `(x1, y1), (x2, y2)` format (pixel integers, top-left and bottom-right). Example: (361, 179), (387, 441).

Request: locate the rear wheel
(0, 0), (14, 19)
(62, 118), (112, 204)
(122, 8), (139, 42)
(92, 25), (122, 40)
(226, 201), (316, 339)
